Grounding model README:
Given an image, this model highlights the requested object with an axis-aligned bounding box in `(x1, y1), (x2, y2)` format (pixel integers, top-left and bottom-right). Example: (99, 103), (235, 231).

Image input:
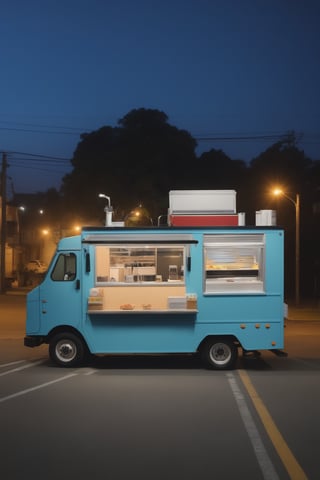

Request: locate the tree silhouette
(195, 149), (249, 211)
(61, 108), (197, 222)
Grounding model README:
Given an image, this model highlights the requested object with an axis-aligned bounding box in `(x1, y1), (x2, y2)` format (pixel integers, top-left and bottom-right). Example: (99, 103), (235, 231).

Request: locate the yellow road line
(238, 369), (308, 480)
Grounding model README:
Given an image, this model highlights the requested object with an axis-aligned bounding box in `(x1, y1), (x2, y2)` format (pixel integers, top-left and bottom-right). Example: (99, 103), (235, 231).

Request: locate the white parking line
(82, 368), (97, 375)
(0, 373), (78, 403)
(227, 372), (280, 480)
(0, 360), (44, 376)
(0, 360), (26, 369)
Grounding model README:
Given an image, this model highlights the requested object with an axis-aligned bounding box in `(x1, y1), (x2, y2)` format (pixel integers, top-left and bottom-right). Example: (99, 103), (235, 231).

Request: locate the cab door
(39, 252), (82, 332)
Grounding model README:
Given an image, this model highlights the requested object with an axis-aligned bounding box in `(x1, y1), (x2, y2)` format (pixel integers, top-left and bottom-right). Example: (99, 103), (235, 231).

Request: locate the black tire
(49, 332), (86, 367)
(201, 338), (238, 370)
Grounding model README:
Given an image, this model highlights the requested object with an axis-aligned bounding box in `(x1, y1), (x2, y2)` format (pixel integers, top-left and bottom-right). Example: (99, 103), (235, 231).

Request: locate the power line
(9, 158), (70, 168)
(2, 119), (318, 141)
(195, 134), (284, 141)
(193, 132), (303, 142)
(0, 120), (87, 131)
(0, 150), (72, 181)
(7, 150), (70, 161)
(1, 118), (319, 148)
(8, 163), (70, 175)
(9, 156), (70, 164)
(9, 159), (70, 168)
(0, 126), (80, 136)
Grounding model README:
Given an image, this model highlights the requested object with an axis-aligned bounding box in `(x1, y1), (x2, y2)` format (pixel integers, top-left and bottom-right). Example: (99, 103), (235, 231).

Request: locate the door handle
(75, 279), (80, 290)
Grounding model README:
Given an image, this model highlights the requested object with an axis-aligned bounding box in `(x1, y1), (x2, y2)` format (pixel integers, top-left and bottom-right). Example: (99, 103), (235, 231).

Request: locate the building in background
(1, 194), (57, 288)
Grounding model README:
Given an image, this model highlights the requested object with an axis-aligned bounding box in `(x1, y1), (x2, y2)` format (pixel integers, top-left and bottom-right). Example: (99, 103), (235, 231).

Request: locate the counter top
(88, 308), (198, 314)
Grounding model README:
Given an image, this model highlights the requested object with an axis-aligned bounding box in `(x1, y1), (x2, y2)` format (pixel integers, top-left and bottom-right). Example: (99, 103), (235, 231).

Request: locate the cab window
(51, 253), (76, 281)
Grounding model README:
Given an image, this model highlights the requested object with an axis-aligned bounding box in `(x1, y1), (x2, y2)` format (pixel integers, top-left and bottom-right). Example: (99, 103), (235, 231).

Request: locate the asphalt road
(1, 294), (320, 479)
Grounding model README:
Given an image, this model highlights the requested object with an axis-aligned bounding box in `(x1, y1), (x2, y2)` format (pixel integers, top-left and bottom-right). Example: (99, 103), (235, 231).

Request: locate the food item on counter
(120, 304), (134, 310)
(142, 304), (152, 310)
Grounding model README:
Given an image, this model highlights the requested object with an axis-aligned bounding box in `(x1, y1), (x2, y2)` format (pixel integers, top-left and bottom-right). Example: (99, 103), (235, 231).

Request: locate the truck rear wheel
(49, 332), (85, 367)
(201, 338), (238, 370)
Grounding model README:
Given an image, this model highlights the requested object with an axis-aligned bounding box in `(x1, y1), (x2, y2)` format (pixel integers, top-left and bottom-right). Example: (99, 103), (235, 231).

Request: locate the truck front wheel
(49, 332), (86, 367)
(201, 338), (238, 370)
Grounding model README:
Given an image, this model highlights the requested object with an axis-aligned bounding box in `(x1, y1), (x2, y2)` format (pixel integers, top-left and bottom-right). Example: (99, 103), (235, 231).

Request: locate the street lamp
(273, 188), (300, 305)
(98, 193), (113, 226)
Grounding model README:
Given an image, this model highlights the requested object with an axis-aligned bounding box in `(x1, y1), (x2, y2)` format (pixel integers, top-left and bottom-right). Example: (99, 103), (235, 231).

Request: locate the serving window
(204, 234), (265, 294)
(95, 244), (185, 285)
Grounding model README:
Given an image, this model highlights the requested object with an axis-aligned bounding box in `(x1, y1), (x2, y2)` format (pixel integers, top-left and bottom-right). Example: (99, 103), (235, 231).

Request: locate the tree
(61, 108), (198, 222)
(195, 149), (248, 208)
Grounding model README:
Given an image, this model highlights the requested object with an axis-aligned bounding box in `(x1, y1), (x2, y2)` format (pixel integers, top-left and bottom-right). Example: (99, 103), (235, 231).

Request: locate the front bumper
(24, 336), (45, 347)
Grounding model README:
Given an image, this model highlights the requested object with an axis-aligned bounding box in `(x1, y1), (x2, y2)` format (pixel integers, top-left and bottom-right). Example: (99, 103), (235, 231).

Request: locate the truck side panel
(25, 227), (285, 366)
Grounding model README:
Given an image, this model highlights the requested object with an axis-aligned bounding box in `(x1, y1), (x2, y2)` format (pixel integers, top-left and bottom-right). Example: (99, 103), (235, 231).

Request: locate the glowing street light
(273, 188), (300, 305)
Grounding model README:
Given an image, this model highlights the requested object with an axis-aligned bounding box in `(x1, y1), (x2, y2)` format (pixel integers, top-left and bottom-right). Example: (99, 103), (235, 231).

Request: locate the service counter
(87, 284), (197, 313)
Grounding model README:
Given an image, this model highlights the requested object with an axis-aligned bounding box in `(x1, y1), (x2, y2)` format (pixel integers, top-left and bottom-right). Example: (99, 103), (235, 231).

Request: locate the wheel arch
(197, 334), (240, 352)
(46, 325), (90, 353)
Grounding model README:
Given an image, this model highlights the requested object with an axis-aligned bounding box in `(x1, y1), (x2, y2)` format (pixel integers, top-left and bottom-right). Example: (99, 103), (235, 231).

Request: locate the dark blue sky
(1, 0), (319, 193)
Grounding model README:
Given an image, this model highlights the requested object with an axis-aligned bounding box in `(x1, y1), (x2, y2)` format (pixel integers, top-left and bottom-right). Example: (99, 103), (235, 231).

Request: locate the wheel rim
(55, 339), (77, 363)
(209, 342), (232, 366)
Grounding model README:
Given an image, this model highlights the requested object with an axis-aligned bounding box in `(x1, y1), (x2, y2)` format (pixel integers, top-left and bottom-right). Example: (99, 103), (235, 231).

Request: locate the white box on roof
(169, 190), (237, 214)
(255, 210), (276, 226)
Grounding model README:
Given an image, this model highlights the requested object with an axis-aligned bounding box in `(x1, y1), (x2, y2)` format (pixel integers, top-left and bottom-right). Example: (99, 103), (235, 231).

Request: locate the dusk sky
(1, 0), (320, 194)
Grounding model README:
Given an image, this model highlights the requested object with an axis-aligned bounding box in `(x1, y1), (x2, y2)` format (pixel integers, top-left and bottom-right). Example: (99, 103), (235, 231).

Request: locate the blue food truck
(24, 191), (286, 369)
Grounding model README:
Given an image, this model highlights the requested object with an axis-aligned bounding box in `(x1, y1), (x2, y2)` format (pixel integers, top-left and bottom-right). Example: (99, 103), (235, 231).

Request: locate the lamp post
(98, 194), (113, 226)
(17, 206), (26, 286)
(273, 188), (300, 305)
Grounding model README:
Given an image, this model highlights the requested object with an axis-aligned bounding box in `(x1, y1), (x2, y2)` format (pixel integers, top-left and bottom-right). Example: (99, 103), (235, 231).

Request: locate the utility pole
(295, 193), (300, 306)
(0, 152), (7, 293)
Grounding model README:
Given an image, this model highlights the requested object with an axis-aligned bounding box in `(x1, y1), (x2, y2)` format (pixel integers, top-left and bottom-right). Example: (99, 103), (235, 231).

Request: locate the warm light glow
(272, 188), (284, 196)
(42, 229), (49, 236)
(74, 225), (81, 232)
(272, 187), (296, 206)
